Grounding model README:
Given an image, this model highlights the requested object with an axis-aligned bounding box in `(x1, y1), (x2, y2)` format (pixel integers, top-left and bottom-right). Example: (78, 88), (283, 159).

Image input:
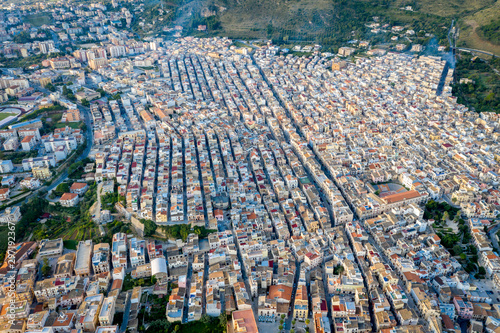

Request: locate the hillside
(180, 0), (438, 49)
(457, 0), (500, 55)
(166, 0), (499, 53)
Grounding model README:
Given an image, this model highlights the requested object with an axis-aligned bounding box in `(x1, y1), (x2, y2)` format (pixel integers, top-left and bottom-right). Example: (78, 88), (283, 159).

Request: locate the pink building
(453, 296), (473, 319)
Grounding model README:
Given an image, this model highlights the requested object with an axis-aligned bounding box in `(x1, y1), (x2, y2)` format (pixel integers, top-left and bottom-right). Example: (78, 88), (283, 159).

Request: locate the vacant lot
(55, 122), (82, 129)
(25, 13), (52, 26)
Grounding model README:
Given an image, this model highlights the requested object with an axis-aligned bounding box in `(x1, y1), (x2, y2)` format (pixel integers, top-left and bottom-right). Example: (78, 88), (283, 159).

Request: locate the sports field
(0, 113), (16, 121)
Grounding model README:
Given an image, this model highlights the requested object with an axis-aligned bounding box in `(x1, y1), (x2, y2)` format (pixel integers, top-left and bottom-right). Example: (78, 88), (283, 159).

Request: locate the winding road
(6, 85), (94, 216)
(488, 223), (500, 254)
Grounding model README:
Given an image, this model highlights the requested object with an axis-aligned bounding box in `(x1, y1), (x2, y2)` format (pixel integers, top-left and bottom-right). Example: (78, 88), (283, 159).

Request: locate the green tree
(45, 82), (56, 92)
(452, 245), (463, 256)
(41, 258), (51, 277)
(201, 314), (211, 324)
(54, 182), (70, 196)
(334, 264), (344, 275)
(305, 319), (310, 325)
(465, 262), (476, 273)
(58, 182), (70, 192)
(145, 319), (170, 332)
(141, 219), (157, 237)
(81, 98), (90, 107)
(219, 313), (227, 330)
(442, 211), (449, 222)
(174, 325), (180, 332)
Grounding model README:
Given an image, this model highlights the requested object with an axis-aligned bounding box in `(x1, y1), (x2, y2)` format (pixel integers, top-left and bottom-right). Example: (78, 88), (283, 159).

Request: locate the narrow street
(284, 260), (301, 332)
(181, 258), (193, 323)
(120, 292), (131, 333)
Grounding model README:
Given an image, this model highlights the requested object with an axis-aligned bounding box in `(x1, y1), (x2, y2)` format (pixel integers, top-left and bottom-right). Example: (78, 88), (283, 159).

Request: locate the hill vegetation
(456, 0), (500, 55)
(477, 18), (500, 45)
(452, 54), (500, 113)
(191, 0), (454, 50)
(141, 0), (490, 52)
(131, 0), (499, 54)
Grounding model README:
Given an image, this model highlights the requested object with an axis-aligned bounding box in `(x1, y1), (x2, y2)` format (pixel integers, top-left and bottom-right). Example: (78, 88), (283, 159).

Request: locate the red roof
(70, 182), (87, 190)
(60, 192), (78, 201)
(21, 135), (34, 143)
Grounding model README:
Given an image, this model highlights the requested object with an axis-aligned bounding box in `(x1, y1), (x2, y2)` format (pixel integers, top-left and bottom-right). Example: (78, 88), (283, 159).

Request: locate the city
(0, 1), (499, 333)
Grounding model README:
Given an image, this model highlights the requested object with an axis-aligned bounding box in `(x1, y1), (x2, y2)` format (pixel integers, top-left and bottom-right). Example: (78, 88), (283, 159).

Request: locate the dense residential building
(98, 296), (116, 326)
(92, 243), (110, 274)
(74, 240), (93, 276)
(129, 237), (146, 268)
(111, 233), (128, 269)
(76, 294), (104, 332)
(1, 5), (500, 331)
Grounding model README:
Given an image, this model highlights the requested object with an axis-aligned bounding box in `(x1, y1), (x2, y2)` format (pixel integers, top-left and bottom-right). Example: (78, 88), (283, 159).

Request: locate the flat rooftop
(75, 240), (92, 271)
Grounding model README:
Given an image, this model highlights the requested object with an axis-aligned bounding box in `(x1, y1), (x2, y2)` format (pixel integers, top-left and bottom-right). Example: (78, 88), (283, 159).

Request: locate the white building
(0, 160), (14, 173)
(151, 257), (168, 279)
(0, 206), (21, 224)
(22, 155), (56, 171)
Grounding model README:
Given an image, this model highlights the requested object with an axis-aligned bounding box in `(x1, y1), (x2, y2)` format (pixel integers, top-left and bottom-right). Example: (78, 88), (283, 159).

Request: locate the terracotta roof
(402, 271), (424, 283)
(111, 279), (123, 291)
(295, 285), (307, 301)
(70, 182), (87, 190)
(21, 135), (34, 143)
(383, 190), (421, 204)
(60, 193), (78, 201)
(232, 309), (258, 333)
(441, 314), (454, 329)
(268, 284), (292, 302)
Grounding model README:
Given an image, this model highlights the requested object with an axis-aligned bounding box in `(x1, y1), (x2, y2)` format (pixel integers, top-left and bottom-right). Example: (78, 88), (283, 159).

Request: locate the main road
(456, 47), (499, 59)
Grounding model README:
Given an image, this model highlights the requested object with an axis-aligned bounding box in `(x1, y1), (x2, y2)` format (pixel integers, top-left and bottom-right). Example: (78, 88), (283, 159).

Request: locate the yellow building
(293, 285), (308, 319)
(39, 77), (52, 87)
(89, 58), (108, 70)
(331, 60), (347, 71)
(32, 166), (52, 180)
